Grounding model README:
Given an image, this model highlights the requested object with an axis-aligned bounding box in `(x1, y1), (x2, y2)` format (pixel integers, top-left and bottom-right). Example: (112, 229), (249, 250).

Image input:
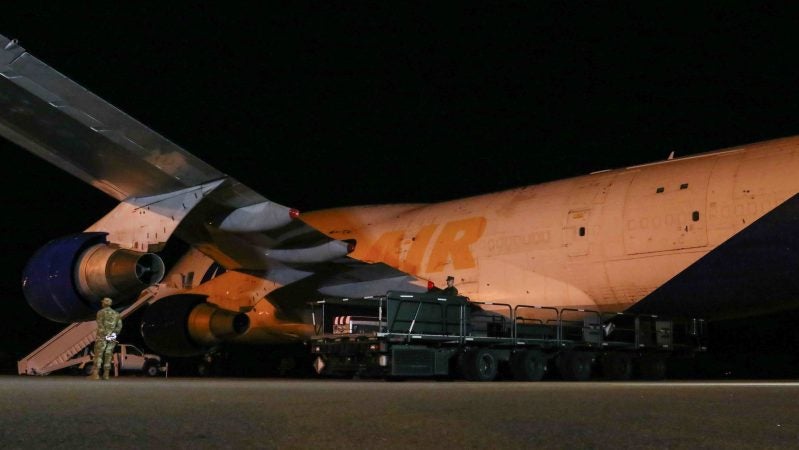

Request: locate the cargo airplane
(3, 34), (798, 359)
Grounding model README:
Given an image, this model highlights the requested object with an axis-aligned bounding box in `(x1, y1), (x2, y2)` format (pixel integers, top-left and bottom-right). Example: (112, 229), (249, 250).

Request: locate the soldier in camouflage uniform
(88, 297), (123, 380)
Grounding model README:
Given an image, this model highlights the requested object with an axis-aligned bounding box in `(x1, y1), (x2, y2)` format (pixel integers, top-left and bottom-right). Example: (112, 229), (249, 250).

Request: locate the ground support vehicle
(309, 291), (706, 381)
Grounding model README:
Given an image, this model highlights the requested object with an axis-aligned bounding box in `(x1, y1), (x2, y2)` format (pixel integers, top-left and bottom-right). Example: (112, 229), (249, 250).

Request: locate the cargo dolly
(309, 291), (706, 381)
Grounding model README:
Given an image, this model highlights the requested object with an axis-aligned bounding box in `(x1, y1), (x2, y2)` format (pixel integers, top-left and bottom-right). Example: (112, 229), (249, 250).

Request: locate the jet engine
(140, 294), (251, 357)
(21, 232), (165, 322)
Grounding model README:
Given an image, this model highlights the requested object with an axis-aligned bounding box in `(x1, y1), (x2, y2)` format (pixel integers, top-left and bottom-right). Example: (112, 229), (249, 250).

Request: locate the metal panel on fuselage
(623, 156), (713, 254)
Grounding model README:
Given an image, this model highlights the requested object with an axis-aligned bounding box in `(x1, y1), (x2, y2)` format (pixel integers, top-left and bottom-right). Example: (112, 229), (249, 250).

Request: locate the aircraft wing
(0, 36), (225, 200)
(0, 34), (418, 296)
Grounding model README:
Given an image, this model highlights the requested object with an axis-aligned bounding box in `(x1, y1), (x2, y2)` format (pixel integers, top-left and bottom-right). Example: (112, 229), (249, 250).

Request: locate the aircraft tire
(510, 349), (547, 381)
(601, 352), (632, 381)
(462, 348), (498, 381)
(83, 363), (94, 376)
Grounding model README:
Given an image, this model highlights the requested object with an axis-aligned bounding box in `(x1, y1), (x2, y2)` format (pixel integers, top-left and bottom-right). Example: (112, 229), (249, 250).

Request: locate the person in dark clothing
(442, 275), (458, 296)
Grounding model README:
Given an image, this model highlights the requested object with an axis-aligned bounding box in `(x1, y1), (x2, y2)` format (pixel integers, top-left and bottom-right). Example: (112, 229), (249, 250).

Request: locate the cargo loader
(309, 291), (706, 381)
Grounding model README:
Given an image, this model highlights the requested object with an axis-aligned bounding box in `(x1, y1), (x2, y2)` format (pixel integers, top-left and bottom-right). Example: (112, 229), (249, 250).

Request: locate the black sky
(2, 3), (799, 362)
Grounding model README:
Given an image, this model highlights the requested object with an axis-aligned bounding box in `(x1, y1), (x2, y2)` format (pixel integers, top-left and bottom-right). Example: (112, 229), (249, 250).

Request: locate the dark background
(1, 3), (799, 376)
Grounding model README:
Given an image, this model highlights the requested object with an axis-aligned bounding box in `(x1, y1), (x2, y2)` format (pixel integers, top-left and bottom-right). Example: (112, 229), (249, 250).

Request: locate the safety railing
(310, 293), (705, 351)
(560, 308), (604, 346)
(513, 305), (560, 341)
(468, 301), (513, 339)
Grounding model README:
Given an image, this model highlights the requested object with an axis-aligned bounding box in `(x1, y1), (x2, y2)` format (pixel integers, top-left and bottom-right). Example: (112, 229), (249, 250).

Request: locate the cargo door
(623, 157), (713, 254)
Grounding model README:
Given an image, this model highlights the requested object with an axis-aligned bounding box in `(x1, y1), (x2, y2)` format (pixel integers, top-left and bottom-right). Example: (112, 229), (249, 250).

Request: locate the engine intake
(22, 232), (165, 322)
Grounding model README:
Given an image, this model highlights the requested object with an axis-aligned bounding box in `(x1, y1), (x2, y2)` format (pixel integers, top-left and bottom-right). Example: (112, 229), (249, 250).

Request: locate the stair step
(18, 289), (157, 375)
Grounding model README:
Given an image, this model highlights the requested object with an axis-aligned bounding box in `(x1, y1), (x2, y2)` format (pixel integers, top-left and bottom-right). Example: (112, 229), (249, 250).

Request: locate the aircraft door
(563, 209), (590, 256)
(561, 174), (615, 257)
(623, 158), (712, 254)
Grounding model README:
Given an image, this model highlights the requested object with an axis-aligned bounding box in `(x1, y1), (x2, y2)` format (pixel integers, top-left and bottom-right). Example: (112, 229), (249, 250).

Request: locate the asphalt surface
(0, 376), (797, 449)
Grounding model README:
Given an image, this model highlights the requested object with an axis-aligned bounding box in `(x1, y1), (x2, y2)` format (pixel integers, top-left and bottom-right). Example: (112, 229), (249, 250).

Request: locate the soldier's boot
(87, 364), (101, 380)
(102, 366), (111, 380)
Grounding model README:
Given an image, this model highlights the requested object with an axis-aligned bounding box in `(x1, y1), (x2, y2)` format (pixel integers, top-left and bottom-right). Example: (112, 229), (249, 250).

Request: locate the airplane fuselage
(301, 137), (799, 317)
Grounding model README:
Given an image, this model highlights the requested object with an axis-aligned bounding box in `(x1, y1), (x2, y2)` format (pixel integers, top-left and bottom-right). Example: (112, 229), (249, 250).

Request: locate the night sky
(2, 4), (799, 373)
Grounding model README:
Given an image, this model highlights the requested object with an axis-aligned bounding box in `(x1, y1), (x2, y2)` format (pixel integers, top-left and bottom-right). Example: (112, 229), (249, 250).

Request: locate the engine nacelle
(140, 294), (250, 357)
(21, 232), (165, 322)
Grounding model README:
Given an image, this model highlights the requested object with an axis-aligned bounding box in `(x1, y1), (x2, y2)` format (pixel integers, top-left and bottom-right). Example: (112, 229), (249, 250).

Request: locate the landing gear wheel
(601, 352), (632, 381)
(511, 350), (547, 381)
(561, 351), (593, 381)
(83, 363), (94, 376)
(462, 348), (498, 381)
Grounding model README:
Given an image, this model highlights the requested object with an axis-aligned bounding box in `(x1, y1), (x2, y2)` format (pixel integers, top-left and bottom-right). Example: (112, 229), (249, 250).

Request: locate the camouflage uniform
(89, 298), (122, 380)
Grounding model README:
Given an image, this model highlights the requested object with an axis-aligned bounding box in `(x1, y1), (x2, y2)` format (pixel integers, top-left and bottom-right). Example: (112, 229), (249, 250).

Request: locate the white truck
(79, 344), (165, 377)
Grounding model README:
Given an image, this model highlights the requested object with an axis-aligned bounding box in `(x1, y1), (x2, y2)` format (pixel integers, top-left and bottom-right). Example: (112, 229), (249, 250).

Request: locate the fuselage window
(579, 227), (586, 237)
(656, 187), (664, 193)
(680, 183), (689, 190)
(692, 211), (700, 222)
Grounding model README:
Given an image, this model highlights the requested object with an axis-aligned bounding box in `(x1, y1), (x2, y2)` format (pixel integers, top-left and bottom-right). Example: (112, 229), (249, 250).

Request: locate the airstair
(17, 286), (163, 375)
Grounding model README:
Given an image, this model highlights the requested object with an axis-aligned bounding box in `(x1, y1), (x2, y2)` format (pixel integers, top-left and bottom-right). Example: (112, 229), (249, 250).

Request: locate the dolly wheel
(511, 350), (547, 381)
(463, 348), (498, 381)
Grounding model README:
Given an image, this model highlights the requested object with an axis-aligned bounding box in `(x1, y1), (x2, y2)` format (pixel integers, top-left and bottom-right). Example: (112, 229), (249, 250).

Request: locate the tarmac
(0, 376), (797, 449)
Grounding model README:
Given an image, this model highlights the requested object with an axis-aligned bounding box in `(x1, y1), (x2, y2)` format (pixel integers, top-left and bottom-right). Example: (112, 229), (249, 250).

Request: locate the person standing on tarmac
(88, 297), (122, 380)
(442, 275), (458, 296)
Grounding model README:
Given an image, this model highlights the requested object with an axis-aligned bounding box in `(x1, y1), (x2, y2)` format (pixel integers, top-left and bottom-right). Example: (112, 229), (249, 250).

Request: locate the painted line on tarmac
(627, 382), (799, 387)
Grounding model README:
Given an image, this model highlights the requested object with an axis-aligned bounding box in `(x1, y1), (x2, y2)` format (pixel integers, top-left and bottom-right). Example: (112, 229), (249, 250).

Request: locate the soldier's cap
(101, 297), (113, 305)
(446, 275), (455, 281)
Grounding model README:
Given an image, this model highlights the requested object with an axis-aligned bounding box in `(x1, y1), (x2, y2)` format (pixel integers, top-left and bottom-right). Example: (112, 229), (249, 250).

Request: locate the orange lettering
(363, 230), (404, 267)
(425, 217), (487, 273)
(400, 224), (437, 273)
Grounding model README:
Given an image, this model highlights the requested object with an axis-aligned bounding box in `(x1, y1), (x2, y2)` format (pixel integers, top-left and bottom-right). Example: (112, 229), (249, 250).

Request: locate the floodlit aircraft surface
(3, 34), (799, 357)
